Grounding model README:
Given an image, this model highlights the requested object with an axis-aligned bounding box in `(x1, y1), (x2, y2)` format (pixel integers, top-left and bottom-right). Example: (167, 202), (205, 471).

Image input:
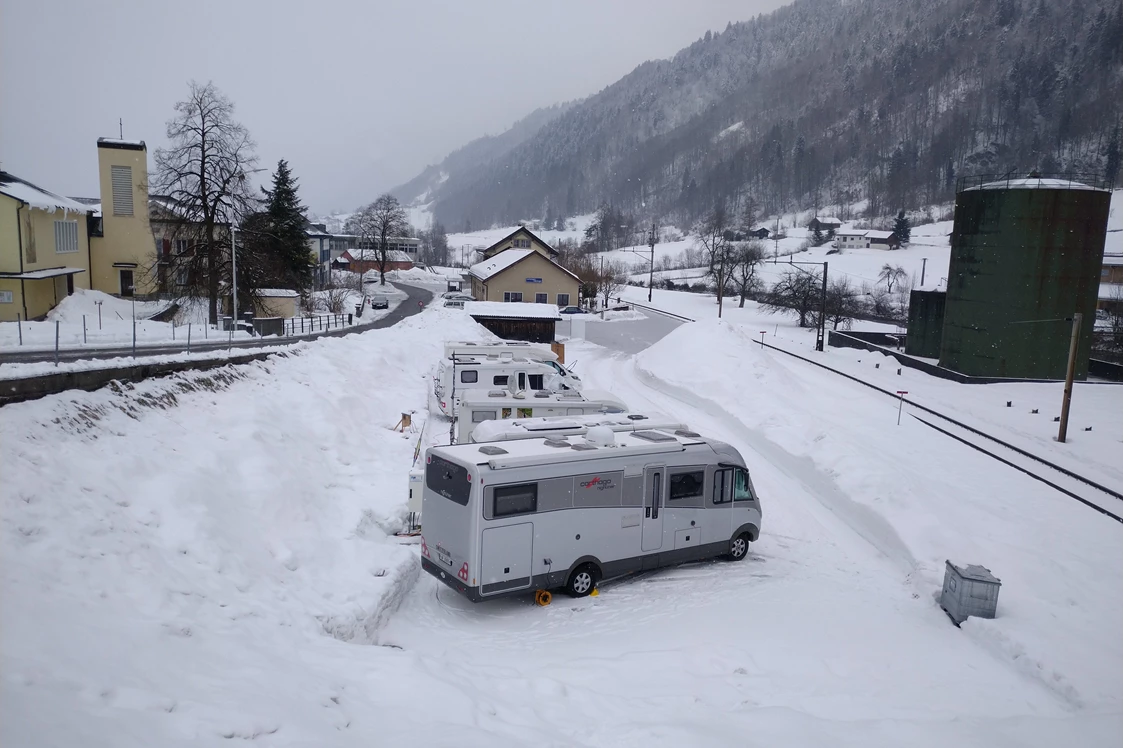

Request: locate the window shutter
(54, 220), (79, 253)
(111, 165), (133, 216)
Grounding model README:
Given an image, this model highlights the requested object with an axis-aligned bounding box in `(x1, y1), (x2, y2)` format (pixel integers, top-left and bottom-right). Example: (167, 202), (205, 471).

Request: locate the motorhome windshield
(427, 455), (471, 505)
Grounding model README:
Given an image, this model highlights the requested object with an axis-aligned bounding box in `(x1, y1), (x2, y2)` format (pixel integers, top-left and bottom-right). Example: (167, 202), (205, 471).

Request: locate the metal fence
(282, 314), (353, 336)
(956, 172), (1112, 192)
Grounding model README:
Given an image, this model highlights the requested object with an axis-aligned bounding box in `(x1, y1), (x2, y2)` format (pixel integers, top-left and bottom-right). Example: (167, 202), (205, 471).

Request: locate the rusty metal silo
(939, 175), (1111, 380)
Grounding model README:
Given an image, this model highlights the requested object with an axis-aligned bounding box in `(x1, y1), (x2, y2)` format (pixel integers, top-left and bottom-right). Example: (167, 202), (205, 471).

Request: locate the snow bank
(634, 319), (1123, 715)
(0, 306), (491, 745)
(47, 288), (169, 324)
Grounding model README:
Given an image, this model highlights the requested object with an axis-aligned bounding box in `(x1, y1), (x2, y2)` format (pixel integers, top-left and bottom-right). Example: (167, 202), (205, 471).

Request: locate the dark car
(370, 296), (389, 310)
(559, 306), (584, 315)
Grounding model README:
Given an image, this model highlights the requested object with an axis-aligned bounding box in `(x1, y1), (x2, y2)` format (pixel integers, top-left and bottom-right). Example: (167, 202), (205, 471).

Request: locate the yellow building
(469, 248), (580, 307)
(88, 138), (157, 297)
(479, 227), (560, 260)
(0, 172), (93, 322)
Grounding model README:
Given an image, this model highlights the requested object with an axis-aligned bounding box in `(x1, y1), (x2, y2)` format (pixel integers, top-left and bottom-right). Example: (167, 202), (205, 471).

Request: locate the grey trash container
(940, 560), (1001, 626)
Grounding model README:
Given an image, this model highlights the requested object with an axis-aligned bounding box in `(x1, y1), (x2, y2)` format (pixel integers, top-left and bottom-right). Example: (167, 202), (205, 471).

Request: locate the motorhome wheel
(728, 534), (750, 561)
(566, 564), (600, 597)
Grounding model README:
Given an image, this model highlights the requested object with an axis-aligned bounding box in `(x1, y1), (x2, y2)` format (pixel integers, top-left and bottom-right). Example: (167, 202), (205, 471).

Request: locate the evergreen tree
(812, 225), (825, 246)
(1105, 125), (1121, 187)
(261, 160), (314, 292)
(893, 211), (912, 245)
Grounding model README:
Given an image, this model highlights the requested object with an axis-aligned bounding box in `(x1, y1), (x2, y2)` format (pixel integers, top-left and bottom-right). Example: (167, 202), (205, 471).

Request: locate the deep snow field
(2, 291), (1121, 747)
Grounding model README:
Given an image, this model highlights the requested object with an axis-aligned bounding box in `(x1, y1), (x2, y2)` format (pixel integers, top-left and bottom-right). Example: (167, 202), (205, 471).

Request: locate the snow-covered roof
(465, 301), (562, 320)
(812, 216), (841, 224)
(256, 288), (300, 298)
(836, 229), (867, 237)
(1102, 253), (1123, 267)
(68, 197), (102, 216)
(346, 249), (413, 262)
(1099, 283), (1122, 301)
(97, 138), (146, 150)
(865, 230), (896, 240)
(963, 177), (1104, 192)
(0, 172), (92, 214)
(0, 266), (87, 280)
(469, 249), (534, 280)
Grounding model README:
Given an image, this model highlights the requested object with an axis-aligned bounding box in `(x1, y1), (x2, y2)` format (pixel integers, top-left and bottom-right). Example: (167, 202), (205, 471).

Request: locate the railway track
(624, 299), (1123, 523)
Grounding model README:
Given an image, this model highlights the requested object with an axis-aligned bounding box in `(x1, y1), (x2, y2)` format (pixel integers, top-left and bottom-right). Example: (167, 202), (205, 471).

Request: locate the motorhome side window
(461, 370), (478, 384)
(493, 376), (508, 386)
(528, 374), (544, 390)
(494, 483), (537, 517)
(733, 469), (754, 501)
(669, 470), (705, 501)
(713, 469), (732, 504)
(426, 455), (470, 506)
(471, 410), (496, 423)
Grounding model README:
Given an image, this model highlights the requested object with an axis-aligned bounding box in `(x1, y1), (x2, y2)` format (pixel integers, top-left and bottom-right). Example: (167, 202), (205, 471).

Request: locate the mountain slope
(416, 0), (1122, 229)
(390, 102), (575, 210)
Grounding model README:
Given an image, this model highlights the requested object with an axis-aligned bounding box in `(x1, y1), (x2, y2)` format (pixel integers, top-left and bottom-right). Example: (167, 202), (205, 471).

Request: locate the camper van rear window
(493, 483), (537, 517)
(461, 370), (478, 384)
(427, 456), (470, 506)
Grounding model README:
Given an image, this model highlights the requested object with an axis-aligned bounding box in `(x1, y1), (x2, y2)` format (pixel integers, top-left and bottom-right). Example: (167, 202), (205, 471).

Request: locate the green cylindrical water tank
(905, 290), (946, 359)
(940, 177), (1110, 380)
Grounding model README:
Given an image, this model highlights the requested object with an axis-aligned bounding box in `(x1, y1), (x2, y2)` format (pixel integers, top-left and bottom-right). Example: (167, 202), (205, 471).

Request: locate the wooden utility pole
(1057, 313), (1082, 443)
(648, 222), (656, 302)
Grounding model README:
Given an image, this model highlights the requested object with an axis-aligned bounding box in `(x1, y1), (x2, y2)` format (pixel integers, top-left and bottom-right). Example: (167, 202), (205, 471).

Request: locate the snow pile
(632, 319), (1123, 716)
(46, 289), (169, 324)
(0, 306), (490, 746)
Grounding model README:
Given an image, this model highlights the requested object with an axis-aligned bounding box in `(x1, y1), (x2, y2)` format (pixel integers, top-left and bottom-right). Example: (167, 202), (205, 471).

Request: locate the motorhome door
(642, 465), (665, 552)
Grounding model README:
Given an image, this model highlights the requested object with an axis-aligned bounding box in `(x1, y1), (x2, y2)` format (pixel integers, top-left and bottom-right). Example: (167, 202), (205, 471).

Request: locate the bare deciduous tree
(878, 263), (908, 294)
(695, 203), (736, 316)
(152, 81), (258, 324)
(729, 240), (766, 307)
(762, 269), (822, 328)
(597, 261), (627, 308)
(351, 194), (409, 286)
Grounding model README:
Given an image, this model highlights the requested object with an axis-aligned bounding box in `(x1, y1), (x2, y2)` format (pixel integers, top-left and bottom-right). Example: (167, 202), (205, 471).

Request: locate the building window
(175, 269), (188, 286)
(557, 293), (570, 307)
(535, 292), (548, 304)
(54, 220), (79, 254)
(111, 165), (134, 216)
(503, 292), (523, 302)
(494, 483), (537, 517)
(174, 239), (189, 255)
(0, 290), (13, 304)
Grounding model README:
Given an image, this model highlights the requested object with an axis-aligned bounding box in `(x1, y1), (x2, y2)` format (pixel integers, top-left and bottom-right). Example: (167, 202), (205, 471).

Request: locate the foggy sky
(1, 0), (786, 214)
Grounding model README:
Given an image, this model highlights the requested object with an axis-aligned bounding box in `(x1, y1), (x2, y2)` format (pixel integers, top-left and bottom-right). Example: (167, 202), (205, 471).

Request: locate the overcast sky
(1, 0), (785, 215)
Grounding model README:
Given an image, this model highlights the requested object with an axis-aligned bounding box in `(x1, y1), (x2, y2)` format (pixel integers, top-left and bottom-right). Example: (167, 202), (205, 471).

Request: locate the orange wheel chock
(534, 589), (552, 606)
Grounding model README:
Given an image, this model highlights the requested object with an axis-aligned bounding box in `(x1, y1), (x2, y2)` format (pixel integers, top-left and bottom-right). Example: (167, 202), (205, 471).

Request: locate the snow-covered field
(3, 292), (1121, 746)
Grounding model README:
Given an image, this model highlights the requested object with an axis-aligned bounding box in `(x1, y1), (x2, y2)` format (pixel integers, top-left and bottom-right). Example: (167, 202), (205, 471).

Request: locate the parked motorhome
(456, 389), (627, 444)
(443, 341), (558, 363)
(420, 426), (763, 601)
(434, 355), (583, 417)
(471, 411), (686, 443)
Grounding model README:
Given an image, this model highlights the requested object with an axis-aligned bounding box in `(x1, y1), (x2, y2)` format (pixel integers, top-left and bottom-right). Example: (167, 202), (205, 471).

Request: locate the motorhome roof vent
(570, 443), (598, 451)
(478, 445), (508, 455)
(626, 414), (648, 421)
(674, 429), (700, 438)
(632, 430), (677, 443)
(543, 438), (570, 448)
(487, 390), (507, 397)
(559, 392), (583, 399)
(499, 352), (514, 362)
(585, 425), (616, 448)
(534, 391), (551, 398)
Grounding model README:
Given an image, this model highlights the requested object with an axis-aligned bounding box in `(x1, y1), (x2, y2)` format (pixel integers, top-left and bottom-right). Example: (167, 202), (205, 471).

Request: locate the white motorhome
(471, 411), (687, 443)
(456, 388), (627, 445)
(420, 426), (763, 601)
(443, 341), (558, 363)
(434, 354), (583, 417)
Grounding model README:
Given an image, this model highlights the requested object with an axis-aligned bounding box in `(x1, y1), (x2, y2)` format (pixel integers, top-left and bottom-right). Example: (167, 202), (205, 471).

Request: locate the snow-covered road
(3, 305), (1120, 747)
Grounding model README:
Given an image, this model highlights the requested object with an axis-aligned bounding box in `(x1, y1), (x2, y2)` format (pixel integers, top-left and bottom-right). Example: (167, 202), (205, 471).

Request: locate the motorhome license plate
(437, 547), (452, 566)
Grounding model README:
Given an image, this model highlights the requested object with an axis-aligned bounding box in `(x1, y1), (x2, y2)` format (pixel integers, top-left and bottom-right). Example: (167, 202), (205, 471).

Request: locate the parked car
(559, 306), (585, 315)
(442, 290), (469, 299)
(446, 294), (474, 302)
(443, 299), (466, 309)
(370, 296), (389, 309)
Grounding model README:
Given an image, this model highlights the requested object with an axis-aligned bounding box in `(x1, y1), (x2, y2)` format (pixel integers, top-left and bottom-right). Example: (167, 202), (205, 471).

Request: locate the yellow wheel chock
(534, 589), (553, 606)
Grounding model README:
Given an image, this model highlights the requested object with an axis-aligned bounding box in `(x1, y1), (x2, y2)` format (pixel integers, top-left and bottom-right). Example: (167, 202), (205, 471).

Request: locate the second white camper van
(456, 389), (628, 444)
(434, 354), (583, 417)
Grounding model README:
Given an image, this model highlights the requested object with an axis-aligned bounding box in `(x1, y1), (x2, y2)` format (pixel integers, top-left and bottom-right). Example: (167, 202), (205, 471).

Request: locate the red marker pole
(896, 390), (908, 425)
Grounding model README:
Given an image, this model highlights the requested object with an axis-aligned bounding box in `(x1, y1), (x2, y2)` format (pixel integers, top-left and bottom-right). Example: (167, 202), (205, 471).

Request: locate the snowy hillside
(3, 287), (1121, 746)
